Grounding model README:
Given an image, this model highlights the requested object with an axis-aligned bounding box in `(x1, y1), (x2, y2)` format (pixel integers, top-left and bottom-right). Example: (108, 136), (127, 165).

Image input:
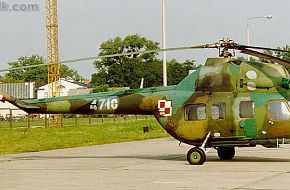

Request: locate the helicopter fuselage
(2, 58), (290, 148)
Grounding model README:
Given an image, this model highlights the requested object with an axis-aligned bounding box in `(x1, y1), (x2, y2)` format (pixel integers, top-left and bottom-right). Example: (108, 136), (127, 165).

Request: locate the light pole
(162, 0), (167, 86)
(246, 15), (272, 60)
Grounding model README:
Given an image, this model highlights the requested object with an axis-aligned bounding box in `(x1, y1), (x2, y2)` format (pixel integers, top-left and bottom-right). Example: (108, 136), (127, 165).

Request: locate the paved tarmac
(1, 138), (290, 190)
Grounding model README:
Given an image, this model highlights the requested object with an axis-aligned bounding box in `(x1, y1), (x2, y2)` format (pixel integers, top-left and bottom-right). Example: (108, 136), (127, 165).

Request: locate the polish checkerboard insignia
(158, 100), (172, 117)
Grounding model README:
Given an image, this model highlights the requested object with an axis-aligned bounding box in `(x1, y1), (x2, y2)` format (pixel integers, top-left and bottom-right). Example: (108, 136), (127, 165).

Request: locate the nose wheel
(187, 147), (206, 165)
(186, 132), (211, 165)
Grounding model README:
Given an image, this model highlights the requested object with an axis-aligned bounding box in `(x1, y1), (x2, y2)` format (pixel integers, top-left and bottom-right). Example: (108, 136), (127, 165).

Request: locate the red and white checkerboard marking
(158, 100), (172, 117)
(0, 95), (6, 103)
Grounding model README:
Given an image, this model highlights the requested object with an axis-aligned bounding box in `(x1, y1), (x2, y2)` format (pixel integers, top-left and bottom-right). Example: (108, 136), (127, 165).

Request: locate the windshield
(269, 101), (290, 121)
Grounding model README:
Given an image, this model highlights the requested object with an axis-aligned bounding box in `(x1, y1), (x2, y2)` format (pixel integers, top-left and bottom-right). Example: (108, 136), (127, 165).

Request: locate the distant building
(37, 78), (87, 98)
(0, 82), (35, 99)
(0, 82), (35, 117)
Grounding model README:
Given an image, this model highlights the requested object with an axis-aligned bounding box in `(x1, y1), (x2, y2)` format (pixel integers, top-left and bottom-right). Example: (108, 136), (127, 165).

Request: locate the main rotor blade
(240, 49), (290, 68)
(0, 44), (217, 73)
(237, 45), (290, 53)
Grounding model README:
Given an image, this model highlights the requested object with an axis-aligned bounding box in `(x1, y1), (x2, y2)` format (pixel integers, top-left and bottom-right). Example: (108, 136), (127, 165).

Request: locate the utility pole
(162, 0), (167, 86)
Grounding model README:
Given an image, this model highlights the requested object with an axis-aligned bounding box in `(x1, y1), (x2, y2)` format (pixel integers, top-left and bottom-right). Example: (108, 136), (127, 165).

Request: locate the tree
(60, 64), (83, 82)
(91, 34), (199, 89)
(91, 34), (160, 89)
(264, 46), (290, 73)
(91, 84), (109, 93)
(6, 55), (47, 85)
(267, 45), (290, 62)
(5, 55), (83, 86)
(168, 59), (199, 85)
(0, 75), (22, 83)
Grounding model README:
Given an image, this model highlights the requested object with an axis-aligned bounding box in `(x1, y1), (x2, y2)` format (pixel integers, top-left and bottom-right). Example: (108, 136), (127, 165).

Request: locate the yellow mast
(46, 0), (61, 127)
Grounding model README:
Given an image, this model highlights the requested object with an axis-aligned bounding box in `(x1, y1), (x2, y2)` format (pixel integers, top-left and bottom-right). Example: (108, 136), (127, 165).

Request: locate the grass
(0, 115), (151, 128)
(0, 118), (169, 155)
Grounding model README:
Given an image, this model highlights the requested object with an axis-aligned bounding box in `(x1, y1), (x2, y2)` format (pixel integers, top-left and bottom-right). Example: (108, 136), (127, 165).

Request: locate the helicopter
(1, 38), (290, 165)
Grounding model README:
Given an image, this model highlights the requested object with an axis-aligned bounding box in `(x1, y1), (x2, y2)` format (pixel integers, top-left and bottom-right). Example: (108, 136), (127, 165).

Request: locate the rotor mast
(46, 0), (61, 127)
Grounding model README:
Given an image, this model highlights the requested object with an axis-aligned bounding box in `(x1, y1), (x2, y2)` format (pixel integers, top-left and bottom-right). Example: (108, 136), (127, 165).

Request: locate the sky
(1, 0), (290, 79)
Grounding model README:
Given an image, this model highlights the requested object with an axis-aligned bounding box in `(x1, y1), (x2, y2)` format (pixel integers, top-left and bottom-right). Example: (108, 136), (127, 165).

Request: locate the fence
(0, 108), (153, 129)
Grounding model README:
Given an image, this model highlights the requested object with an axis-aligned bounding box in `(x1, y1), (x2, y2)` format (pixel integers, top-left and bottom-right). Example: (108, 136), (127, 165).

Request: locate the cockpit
(268, 101), (290, 121)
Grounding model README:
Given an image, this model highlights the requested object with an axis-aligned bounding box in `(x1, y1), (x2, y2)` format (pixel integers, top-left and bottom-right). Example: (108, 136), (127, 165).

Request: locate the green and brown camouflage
(1, 57), (290, 149)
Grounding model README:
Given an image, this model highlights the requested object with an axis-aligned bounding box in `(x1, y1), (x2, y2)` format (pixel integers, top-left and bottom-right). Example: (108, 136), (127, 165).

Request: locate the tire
(187, 147), (206, 165)
(217, 147), (235, 160)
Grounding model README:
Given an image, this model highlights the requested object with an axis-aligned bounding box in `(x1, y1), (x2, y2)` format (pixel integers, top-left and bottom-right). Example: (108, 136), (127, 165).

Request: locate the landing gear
(187, 147), (206, 165)
(217, 147), (235, 160)
(187, 132), (211, 165)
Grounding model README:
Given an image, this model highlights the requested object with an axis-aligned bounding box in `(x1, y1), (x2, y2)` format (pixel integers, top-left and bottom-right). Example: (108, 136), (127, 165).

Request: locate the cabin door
(209, 93), (234, 137)
(267, 100), (290, 138)
(183, 95), (209, 141)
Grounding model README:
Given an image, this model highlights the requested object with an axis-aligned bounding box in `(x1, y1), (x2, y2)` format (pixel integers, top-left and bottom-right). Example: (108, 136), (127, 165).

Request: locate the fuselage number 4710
(90, 98), (119, 111)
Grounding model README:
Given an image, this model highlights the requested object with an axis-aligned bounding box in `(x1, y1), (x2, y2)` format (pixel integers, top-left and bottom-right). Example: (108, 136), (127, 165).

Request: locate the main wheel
(186, 147), (206, 165)
(217, 147), (235, 160)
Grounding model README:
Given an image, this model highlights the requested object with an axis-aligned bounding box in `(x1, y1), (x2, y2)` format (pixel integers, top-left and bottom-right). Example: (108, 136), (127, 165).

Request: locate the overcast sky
(1, 0), (290, 79)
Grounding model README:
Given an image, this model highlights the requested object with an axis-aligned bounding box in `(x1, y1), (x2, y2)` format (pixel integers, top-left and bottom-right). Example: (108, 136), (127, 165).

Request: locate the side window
(185, 104), (206, 121)
(211, 102), (226, 120)
(240, 101), (254, 118)
(268, 101), (290, 121)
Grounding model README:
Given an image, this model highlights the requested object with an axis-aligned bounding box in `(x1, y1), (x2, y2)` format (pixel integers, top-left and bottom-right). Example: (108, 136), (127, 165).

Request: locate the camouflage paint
(2, 58), (290, 147)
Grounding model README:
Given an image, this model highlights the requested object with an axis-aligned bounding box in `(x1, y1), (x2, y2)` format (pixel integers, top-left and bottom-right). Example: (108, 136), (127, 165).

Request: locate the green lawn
(0, 119), (169, 155)
(0, 115), (152, 128)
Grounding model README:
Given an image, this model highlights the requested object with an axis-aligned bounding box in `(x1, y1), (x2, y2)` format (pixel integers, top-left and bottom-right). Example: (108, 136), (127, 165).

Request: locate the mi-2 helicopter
(1, 39), (290, 165)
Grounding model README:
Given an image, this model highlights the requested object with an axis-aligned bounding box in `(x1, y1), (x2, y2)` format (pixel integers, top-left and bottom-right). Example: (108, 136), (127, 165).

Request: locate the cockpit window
(268, 101), (290, 121)
(185, 104), (206, 121)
